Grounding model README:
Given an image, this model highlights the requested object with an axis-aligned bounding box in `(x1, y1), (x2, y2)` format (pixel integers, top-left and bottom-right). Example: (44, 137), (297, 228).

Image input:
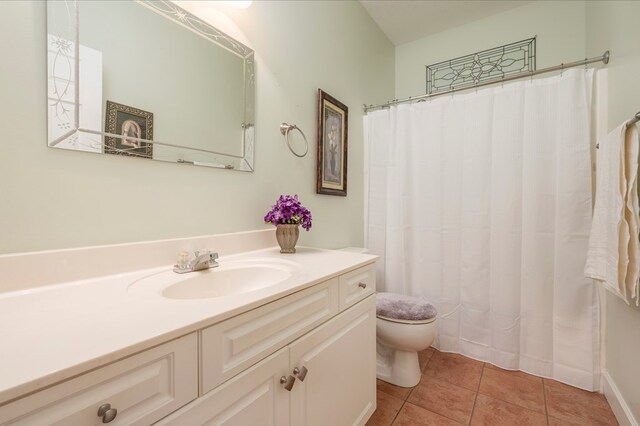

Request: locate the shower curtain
(365, 69), (600, 390)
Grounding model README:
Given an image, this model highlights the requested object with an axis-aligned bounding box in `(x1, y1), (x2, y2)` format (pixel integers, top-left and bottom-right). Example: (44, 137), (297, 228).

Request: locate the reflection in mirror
(46, 0), (255, 171)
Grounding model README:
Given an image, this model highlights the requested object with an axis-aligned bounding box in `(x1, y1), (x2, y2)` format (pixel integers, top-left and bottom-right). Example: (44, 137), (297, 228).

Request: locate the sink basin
(128, 258), (300, 300)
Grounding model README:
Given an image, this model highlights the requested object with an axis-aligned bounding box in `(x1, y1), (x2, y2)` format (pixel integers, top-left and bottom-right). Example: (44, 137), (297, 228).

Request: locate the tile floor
(367, 348), (619, 426)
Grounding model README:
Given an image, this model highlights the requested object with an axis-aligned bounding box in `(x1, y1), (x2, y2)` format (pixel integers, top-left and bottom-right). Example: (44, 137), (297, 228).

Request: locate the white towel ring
(280, 123), (308, 157)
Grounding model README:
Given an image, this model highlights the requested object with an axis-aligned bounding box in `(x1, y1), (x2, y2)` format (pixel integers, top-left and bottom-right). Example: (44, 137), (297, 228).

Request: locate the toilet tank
(337, 247), (369, 254)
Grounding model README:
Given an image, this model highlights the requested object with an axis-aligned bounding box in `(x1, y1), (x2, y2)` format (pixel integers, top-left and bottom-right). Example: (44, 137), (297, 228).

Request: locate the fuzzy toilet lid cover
(376, 292), (437, 321)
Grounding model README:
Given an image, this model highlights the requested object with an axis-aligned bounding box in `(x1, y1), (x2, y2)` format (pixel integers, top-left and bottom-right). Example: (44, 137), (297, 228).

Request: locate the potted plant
(264, 194), (312, 253)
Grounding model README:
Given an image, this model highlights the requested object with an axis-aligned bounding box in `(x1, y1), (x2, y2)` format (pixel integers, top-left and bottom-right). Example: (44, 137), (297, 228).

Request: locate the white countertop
(0, 246), (376, 404)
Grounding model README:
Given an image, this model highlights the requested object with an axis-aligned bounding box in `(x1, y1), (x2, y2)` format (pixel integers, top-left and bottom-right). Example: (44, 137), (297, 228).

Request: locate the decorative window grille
(426, 37), (536, 94)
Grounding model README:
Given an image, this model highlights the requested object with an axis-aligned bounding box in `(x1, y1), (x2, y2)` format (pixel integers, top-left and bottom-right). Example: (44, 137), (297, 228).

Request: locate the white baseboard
(602, 370), (638, 426)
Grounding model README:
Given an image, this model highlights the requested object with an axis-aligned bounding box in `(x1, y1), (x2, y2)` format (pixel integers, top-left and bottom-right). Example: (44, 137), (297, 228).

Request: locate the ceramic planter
(276, 224), (300, 253)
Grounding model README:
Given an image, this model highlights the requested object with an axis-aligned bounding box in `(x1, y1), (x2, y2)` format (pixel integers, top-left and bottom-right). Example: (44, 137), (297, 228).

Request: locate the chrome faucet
(174, 250), (219, 274)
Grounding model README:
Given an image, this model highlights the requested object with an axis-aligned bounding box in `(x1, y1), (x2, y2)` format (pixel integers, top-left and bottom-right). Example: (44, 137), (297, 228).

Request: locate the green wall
(394, 1), (586, 98)
(0, 0), (394, 254)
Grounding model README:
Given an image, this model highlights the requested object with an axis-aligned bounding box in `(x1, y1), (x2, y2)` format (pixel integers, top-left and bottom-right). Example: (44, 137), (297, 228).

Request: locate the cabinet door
(289, 295), (376, 426)
(158, 348), (290, 426)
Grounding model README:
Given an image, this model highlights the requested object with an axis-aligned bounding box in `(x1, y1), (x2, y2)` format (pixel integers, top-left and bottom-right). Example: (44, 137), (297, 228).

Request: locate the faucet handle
(176, 251), (190, 270)
(209, 252), (219, 267)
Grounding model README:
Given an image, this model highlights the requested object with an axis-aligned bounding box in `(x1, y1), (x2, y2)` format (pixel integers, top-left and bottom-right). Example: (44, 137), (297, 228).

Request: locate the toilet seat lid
(376, 292), (437, 322)
(377, 315), (436, 325)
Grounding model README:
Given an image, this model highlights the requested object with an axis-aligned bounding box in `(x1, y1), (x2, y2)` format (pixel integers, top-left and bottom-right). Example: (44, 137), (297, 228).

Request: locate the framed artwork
(104, 101), (154, 158)
(317, 89), (348, 196)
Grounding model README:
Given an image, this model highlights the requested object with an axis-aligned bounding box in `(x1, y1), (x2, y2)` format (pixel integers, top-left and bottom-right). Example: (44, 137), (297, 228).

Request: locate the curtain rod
(363, 50), (610, 113)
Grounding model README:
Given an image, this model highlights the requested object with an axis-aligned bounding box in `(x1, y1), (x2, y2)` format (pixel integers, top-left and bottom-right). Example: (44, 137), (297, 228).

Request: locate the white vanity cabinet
(161, 295), (376, 426)
(0, 263), (376, 426)
(289, 294), (376, 426)
(163, 264), (376, 426)
(199, 279), (341, 394)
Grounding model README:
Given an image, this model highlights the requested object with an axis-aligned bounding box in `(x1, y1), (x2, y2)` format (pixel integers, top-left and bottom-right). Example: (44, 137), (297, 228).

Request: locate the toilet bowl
(376, 292), (437, 388)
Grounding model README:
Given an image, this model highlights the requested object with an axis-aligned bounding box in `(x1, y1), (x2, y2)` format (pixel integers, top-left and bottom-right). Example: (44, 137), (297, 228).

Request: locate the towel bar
(596, 111), (640, 149)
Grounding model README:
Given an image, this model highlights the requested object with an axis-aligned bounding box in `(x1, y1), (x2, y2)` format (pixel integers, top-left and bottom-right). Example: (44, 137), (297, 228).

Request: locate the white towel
(623, 125), (640, 304)
(585, 123), (640, 305)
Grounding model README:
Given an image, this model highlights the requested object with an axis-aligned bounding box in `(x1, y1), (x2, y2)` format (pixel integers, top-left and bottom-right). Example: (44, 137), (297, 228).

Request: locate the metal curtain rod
(363, 50), (610, 112)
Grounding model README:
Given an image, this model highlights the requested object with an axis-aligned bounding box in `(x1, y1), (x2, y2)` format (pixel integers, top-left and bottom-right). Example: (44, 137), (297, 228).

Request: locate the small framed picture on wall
(316, 89), (348, 196)
(104, 101), (154, 158)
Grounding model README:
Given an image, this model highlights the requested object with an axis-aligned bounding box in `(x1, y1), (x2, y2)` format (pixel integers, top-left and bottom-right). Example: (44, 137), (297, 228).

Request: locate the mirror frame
(46, 0), (256, 171)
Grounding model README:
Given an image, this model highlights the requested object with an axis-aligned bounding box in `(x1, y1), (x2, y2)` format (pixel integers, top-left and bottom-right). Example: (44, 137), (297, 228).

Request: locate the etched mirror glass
(46, 0), (255, 171)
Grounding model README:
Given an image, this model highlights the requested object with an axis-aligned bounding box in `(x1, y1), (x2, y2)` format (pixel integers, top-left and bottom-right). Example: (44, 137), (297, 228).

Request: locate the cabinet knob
(280, 375), (296, 391)
(358, 282), (367, 289)
(97, 404), (118, 423)
(293, 366), (308, 382)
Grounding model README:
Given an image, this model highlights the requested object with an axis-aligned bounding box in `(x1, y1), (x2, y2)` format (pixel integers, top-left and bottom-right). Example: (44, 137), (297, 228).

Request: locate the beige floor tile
(470, 394), (547, 426)
(368, 352), (619, 426)
(393, 402), (464, 426)
(419, 347), (435, 372)
(548, 415), (619, 426)
(377, 378), (412, 400)
(478, 367), (545, 413)
(543, 378), (570, 388)
(407, 375), (476, 424)
(545, 384), (618, 425)
(423, 350), (484, 391)
(366, 390), (405, 426)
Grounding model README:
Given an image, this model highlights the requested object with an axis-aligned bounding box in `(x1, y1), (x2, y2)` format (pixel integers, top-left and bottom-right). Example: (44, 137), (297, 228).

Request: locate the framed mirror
(46, 0), (255, 171)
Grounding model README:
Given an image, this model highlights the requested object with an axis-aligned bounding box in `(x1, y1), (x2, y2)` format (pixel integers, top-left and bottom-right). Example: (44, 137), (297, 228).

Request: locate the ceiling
(360, 1), (531, 46)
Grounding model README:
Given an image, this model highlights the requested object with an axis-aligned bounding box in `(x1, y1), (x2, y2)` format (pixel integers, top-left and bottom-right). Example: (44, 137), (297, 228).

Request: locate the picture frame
(317, 89), (348, 196)
(104, 101), (154, 158)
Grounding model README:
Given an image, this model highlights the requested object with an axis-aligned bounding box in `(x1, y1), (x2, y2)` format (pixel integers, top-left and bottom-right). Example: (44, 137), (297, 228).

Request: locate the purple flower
(264, 194), (313, 231)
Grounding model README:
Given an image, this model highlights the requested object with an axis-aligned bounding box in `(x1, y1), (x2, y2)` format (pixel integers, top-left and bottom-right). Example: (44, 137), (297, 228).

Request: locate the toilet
(376, 292), (437, 388)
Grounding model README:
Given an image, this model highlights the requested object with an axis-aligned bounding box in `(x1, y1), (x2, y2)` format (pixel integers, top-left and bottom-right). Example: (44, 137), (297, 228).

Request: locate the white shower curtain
(365, 69), (600, 391)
